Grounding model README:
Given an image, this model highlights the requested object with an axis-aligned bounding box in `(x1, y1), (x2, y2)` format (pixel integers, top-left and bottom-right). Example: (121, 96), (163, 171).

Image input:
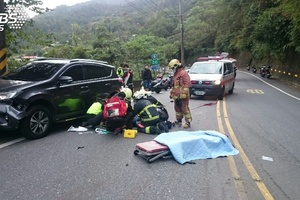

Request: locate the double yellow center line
(216, 97), (274, 200)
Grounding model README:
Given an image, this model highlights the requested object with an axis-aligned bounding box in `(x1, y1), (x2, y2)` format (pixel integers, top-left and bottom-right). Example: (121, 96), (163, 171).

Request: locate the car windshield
(4, 62), (65, 81)
(189, 62), (222, 74)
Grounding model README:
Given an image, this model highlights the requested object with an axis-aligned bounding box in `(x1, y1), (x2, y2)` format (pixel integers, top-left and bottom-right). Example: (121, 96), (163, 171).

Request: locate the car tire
(228, 83), (234, 94)
(19, 105), (52, 139)
(218, 87), (225, 100)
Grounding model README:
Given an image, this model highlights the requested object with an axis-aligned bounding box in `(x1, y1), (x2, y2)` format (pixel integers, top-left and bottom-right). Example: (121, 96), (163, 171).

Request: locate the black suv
(0, 58), (122, 139)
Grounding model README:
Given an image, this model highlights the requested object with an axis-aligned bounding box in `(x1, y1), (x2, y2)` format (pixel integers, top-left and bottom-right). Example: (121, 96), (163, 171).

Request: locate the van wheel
(218, 87), (225, 100)
(229, 83), (234, 94)
(19, 105), (52, 139)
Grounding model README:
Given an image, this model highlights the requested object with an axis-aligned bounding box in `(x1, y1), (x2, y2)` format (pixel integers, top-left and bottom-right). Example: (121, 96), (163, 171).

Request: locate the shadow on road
(0, 130), (22, 143)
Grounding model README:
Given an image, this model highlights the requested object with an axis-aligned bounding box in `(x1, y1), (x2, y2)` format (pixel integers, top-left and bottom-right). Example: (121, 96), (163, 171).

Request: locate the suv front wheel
(20, 105), (52, 139)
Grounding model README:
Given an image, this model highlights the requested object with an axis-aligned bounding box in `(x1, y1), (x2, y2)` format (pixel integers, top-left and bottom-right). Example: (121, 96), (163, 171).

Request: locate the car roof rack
(70, 59), (108, 64)
(31, 57), (68, 61)
(196, 52), (236, 62)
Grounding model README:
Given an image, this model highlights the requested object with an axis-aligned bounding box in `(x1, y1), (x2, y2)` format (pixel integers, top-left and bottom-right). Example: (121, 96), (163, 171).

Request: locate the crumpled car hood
(0, 79), (33, 92)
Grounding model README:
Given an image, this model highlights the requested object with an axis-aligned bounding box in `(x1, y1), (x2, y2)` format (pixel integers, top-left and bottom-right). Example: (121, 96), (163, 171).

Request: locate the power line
(142, 0), (158, 13)
(123, 0), (152, 18)
(158, 0), (174, 14)
(123, 0), (185, 63)
(146, 0), (174, 19)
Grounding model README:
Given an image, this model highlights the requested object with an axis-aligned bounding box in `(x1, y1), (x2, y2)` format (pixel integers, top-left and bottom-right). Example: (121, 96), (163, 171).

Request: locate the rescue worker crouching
(169, 59), (192, 128)
(82, 93), (109, 128)
(141, 89), (170, 132)
(103, 88), (134, 135)
(132, 90), (162, 134)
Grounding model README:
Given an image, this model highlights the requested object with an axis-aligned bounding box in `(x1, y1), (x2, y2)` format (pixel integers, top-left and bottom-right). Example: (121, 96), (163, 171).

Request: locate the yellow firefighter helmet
(168, 59), (181, 69)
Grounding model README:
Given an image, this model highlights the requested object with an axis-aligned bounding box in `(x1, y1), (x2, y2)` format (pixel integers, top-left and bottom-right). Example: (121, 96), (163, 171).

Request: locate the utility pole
(179, 0), (184, 65)
(0, 0), (8, 77)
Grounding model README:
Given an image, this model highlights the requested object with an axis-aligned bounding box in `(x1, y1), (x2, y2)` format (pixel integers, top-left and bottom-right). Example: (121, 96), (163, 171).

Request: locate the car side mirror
(58, 76), (73, 85)
(224, 70), (230, 75)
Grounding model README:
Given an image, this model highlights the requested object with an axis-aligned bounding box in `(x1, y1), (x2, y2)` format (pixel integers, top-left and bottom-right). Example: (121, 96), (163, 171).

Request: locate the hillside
(33, 0), (126, 35)
(23, 0), (300, 86)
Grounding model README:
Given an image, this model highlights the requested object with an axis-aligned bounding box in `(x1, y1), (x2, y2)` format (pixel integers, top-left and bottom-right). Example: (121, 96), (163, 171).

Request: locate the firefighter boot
(183, 122), (191, 129)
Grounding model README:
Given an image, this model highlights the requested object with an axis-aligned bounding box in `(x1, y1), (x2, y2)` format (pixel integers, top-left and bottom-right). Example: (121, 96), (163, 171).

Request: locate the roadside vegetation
(5, 0), (300, 82)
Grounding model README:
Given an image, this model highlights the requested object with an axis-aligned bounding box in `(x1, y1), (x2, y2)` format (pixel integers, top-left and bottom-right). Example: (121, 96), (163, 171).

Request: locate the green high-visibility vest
(86, 102), (102, 115)
(116, 67), (124, 76)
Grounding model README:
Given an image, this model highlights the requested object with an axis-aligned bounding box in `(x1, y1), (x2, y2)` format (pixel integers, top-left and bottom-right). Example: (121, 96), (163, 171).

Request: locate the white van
(188, 59), (235, 100)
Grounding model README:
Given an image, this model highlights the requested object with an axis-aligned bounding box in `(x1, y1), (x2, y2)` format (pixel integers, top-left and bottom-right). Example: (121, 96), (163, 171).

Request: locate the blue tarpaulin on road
(154, 130), (239, 164)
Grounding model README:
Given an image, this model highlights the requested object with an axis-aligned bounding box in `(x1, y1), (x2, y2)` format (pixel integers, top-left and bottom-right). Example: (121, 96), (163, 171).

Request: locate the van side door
(224, 63), (234, 91)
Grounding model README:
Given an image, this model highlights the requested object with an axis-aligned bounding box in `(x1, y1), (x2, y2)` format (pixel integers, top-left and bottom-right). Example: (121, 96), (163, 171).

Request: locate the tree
(4, 0), (51, 69)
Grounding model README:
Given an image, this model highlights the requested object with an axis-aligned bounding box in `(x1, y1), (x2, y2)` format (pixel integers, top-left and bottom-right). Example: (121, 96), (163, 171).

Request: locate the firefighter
(132, 90), (161, 134)
(169, 59), (192, 128)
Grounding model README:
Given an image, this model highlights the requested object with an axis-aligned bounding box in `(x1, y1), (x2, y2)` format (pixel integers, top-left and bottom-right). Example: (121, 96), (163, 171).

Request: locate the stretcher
(133, 141), (172, 163)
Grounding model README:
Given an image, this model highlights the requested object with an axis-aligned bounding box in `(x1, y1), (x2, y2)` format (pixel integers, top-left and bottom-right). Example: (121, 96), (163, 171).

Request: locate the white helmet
(133, 90), (151, 100)
(121, 87), (132, 99)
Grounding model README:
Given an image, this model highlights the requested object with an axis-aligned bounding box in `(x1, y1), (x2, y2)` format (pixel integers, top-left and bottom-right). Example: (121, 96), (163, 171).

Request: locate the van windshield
(189, 62), (222, 74)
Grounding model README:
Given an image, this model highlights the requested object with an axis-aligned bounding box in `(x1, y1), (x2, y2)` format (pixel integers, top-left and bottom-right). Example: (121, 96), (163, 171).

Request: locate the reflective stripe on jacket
(134, 99), (160, 123)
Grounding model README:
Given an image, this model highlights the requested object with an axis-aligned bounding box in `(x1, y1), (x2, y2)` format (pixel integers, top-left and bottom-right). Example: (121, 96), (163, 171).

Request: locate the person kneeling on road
(82, 93), (110, 128)
(103, 89), (134, 135)
(140, 88), (170, 132)
(132, 90), (165, 134)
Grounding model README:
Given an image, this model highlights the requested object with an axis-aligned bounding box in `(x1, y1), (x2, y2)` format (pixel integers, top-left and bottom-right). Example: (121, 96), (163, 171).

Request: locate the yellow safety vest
(116, 67), (124, 76)
(86, 102), (102, 115)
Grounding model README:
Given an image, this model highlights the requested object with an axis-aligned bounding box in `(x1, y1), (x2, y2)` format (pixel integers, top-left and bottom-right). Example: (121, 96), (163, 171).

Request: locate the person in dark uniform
(132, 90), (163, 134)
(122, 63), (134, 93)
(142, 65), (152, 91)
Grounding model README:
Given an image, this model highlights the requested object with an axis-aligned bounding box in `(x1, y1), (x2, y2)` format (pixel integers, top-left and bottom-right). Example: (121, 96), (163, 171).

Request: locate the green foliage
(5, 0), (48, 49)
(144, 15), (177, 38)
(279, 0), (300, 52)
(252, 9), (292, 56)
(43, 45), (74, 58)
(6, 0), (300, 70)
(6, 58), (28, 71)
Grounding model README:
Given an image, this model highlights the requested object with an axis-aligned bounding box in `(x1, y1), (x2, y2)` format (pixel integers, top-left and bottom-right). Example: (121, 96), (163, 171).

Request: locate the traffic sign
(151, 54), (157, 60)
(150, 59), (159, 65)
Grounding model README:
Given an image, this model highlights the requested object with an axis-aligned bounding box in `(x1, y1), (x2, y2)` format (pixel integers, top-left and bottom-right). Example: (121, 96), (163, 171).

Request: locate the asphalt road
(1, 70), (300, 200)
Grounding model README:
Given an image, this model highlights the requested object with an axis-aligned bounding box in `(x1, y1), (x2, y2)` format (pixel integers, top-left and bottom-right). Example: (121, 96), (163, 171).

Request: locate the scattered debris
(78, 131), (95, 135)
(95, 128), (110, 134)
(262, 156), (273, 162)
(68, 126), (88, 132)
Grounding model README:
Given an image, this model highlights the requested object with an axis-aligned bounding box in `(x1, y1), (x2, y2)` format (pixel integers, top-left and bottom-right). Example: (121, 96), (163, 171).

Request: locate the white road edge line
(0, 138), (25, 149)
(242, 71), (300, 101)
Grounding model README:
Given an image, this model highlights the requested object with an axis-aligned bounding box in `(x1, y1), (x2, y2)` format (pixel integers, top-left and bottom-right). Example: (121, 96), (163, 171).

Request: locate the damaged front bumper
(0, 103), (27, 130)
